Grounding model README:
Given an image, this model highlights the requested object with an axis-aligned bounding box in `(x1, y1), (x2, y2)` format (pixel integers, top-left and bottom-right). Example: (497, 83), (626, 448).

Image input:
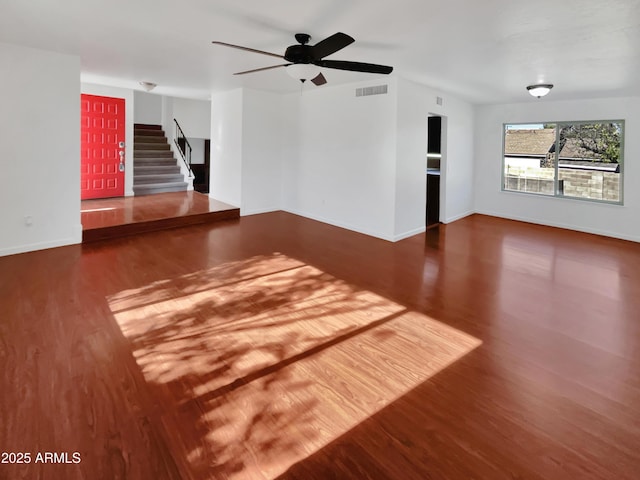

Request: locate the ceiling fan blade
(212, 41), (284, 59)
(312, 32), (355, 59)
(310, 72), (327, 86)
(317, 59), (393, 75)
(233, 64), (290, 75)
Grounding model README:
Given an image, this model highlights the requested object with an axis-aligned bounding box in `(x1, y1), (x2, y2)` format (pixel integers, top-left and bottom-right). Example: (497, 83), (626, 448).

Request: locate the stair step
(134, 160), (176, 166)
(134, 151), (174, 158)
(134, 165), (179, 172)
(134, 153), (172, 159)
(134, 165), (178, 172)
(134, 129), (165, 136)
(134, 157), (177, 164)
(132, 124), (189, 197)
(133, 182), (188, 196)
(134, 165), (181, 173)
(134, 143), (171, 151)
(134, 174), (186, 185)
(134, 135), (167, 143)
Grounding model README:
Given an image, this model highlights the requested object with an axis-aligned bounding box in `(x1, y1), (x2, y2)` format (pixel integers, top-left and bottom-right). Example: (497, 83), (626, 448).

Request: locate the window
(503, 121), (624, 204)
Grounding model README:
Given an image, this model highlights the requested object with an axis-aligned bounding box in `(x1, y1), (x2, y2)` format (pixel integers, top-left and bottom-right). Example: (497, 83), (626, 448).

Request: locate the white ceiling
(1, 0), (639, 103)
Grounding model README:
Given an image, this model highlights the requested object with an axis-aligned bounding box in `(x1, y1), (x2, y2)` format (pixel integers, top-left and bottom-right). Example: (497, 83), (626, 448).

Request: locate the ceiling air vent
(356, 84), (388, 97)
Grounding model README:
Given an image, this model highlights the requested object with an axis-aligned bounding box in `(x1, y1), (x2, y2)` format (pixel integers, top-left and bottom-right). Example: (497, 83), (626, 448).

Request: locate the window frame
(501, 120), (625, 206)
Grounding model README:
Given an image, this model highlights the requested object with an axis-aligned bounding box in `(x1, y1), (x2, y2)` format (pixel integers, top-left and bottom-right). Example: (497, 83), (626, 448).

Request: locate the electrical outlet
(25, 215), (33, 226)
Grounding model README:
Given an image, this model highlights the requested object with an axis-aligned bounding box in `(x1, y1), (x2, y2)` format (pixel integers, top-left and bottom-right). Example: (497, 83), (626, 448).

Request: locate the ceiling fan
(212, 32), (393, 86)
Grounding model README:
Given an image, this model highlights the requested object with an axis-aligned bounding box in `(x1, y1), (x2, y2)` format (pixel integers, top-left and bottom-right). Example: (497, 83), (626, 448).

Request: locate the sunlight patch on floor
(108, 253), (481, 479)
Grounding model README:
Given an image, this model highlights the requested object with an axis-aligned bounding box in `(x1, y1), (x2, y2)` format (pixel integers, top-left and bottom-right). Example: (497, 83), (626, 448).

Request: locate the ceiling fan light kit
(527, 83), (553, 98)
(212, 32), (393, 86)
(285, 63), (321, 81)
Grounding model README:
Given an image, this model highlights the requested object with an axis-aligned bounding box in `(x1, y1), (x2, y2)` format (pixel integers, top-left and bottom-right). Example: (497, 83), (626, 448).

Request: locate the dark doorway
(192, 139), (210, 194)
(426, 116), (442, 228)
(427, 116), (441, 156)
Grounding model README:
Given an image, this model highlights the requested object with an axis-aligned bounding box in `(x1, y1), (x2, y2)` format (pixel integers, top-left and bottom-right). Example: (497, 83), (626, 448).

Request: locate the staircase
(133, 124), (189, 196)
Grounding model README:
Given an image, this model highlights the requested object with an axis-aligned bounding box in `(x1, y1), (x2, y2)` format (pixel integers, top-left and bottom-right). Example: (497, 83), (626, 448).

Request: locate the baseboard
(282, 207), (394, 241)
(476, 209), (640, 243)
(240, 206), (280, 216)
(393, 226), (426, 242)
(442, 210), (475, 224)
(0, 237), (80, 258)
(207, 194), (239, 207)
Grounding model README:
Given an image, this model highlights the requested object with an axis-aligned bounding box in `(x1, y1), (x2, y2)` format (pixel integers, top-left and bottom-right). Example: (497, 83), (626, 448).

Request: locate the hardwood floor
(81, 191), (239, 242)
(1, 212), (639, 479)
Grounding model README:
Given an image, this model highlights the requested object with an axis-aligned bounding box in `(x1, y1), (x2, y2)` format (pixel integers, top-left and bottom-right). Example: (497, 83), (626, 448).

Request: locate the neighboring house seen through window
(503, 121), (624, 204)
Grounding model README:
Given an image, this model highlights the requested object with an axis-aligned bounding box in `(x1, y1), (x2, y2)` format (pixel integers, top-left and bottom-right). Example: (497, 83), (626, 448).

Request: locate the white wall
(188, 138), (206, 165)
(210, 89), (243, 207)
(475, 96), (640, 242)
(280, 93), (301, 211)
(441, 95), (476, 223)
(161, 95), (174, 138)
(241, 89), (284, 215)
(81, 83), (135, 197)
(161, 96), (211, 141)
(161, 96), (211, 178)
(280, 77), (475, 242)
(173, 97), (211, 139)
(394, 78), (426, 240)
(133, 90), (162, 125)
(0, 42), (81, 256)
(283, 78), (399, 240)
(208, 88), (284, 214)
(395, 78), (475, 230)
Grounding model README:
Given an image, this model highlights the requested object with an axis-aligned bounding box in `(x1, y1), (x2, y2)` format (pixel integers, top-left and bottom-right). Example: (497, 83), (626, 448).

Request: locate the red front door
(81, 94), (125, 199)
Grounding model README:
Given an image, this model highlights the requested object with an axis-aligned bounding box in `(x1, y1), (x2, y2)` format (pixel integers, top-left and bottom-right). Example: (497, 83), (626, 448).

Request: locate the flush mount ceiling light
(285, 63), (321, 82)
(139, 81), (157, 92)
(526, 84), (553, 98)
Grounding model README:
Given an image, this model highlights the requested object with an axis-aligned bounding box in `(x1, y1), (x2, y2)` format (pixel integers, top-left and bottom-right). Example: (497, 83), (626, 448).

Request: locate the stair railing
(173, 118), (193, 177)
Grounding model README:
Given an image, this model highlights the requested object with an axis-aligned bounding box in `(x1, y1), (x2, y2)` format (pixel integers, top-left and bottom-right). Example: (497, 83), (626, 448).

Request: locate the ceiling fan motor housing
(284, 44), (315, 64)
(294, 33), (311, 44)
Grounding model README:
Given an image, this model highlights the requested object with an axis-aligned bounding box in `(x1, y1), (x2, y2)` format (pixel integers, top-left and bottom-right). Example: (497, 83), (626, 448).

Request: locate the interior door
(80, 94), (125, 199)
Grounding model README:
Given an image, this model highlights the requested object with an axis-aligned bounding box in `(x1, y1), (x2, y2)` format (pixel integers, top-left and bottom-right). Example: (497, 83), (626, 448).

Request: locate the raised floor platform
(81, 191), (239, 242)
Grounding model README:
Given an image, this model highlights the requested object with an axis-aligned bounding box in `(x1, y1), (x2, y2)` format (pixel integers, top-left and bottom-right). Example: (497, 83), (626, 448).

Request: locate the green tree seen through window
(558, 123), (621, 163)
